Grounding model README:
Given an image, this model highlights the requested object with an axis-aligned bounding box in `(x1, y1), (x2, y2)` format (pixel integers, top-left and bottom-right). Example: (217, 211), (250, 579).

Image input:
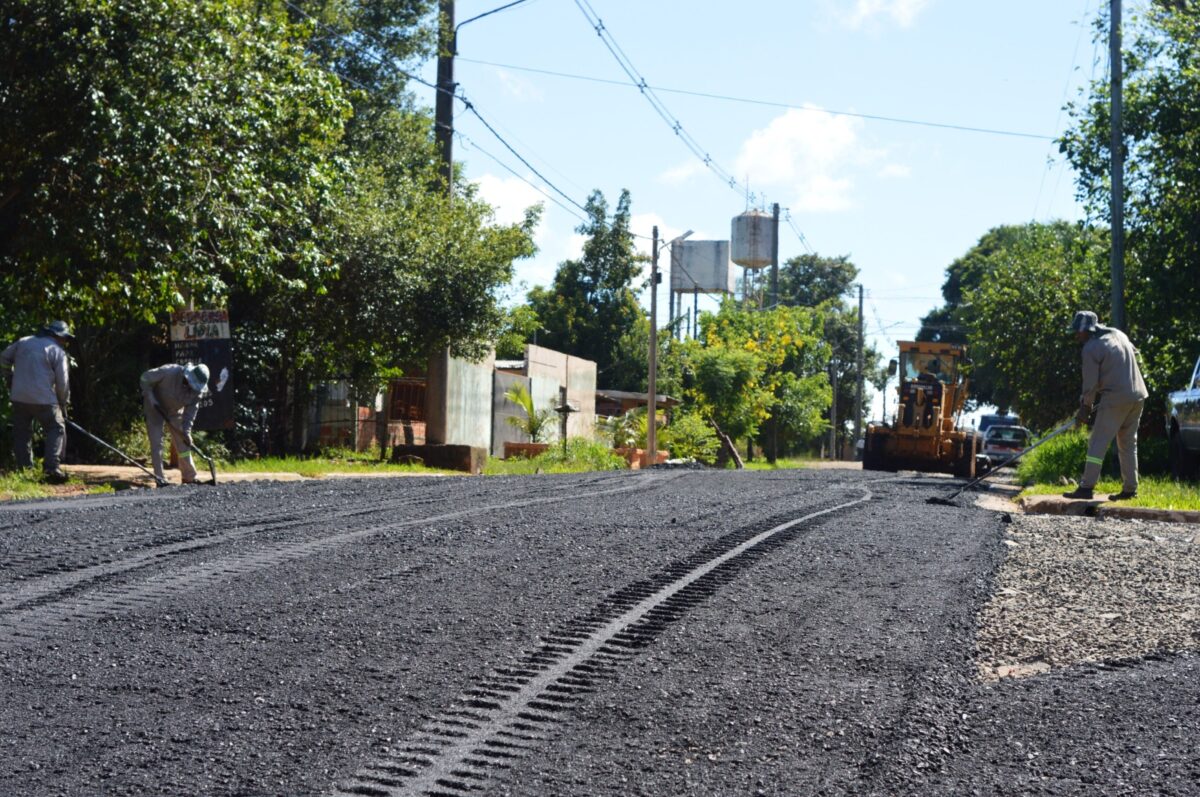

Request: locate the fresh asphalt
(0, 469), (1195, 796)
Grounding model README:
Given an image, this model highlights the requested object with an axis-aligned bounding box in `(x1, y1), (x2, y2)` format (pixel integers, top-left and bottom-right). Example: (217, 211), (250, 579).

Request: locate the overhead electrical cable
(282, 0), (592, 218)
(457, 56), (1057, 141)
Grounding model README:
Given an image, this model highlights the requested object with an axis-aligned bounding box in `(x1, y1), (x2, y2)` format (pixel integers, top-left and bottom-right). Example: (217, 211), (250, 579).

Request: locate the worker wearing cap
(1062, 311), (1148, 501)
(1, 321), (74, 482)
(140, 362), (209, 485)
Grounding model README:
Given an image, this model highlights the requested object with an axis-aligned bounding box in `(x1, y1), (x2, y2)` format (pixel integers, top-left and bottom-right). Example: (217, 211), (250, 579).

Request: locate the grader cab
(862, 341), (979, 478)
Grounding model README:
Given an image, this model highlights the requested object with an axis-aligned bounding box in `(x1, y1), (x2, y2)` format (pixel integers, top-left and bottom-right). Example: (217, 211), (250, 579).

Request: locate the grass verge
(0, 470), (115, 502)
(219, 455), (454, 478)
(1020, 476), (1200, 511)
(742, 457), (811, 471)
(484, 439), (625, 476)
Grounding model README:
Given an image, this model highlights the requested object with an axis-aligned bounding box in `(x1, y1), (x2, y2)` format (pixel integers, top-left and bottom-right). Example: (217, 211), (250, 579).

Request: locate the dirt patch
(977, 513), (1200, 680)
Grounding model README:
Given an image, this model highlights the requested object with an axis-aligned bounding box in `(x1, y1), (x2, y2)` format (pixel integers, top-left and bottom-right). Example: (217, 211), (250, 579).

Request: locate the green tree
(686, 301), (831, 455)
(526, 190), (645, 388)
(495, 305), (543, 360)
(776, 253), (884, 447)
(1060, 3), (1200, 406)
(961, 225), (1109, 430)
(918, 221), (1107, 413)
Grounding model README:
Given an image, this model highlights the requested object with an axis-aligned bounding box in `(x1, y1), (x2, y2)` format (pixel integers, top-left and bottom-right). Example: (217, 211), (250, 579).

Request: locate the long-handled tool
(927, 419), (1076, 507)
(66, 419), (170, 488)
(152, 405), (218, 485)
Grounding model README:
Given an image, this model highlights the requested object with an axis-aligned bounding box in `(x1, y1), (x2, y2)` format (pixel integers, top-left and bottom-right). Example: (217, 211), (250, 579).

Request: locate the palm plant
(504, 384), (554, 443)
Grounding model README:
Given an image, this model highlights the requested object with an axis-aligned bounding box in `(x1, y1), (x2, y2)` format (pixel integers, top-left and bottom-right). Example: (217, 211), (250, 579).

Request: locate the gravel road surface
(1, 469), (1196, 796)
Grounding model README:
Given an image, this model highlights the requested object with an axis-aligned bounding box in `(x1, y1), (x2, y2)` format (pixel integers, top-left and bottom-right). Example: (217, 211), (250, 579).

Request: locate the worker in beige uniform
(140, 362), (209, 485)
(1062, 311), (1148, 501)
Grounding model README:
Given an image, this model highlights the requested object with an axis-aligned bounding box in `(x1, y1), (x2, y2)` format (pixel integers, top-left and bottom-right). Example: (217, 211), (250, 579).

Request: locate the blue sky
(418, 0), (1110, 416)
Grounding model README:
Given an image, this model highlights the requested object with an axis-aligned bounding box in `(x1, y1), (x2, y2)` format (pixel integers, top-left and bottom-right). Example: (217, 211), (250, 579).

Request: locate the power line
(455, 131), (588, 222)
(457, 56), (1057, 141)
(283, 0), (592, 218)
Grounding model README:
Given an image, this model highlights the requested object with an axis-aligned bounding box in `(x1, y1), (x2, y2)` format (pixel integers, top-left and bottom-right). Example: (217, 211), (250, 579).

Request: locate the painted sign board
(169, 309), (234, 430)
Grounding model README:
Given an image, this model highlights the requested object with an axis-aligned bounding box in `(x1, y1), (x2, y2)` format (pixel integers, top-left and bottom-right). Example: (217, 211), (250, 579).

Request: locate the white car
(982, 425), (1030, 467)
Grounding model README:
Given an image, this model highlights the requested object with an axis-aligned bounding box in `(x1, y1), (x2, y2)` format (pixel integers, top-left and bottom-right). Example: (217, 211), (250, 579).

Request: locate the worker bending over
(141, 362), (209, 485)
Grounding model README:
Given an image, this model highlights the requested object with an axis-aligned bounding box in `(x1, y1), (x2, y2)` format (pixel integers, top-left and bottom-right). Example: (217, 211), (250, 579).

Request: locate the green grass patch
(484, 439), (625, 476)
(219, 455), (453, 478)
(742, 457), (811, 471)
(1020, 476), (1200, 511)
(0, 470), (115, 502)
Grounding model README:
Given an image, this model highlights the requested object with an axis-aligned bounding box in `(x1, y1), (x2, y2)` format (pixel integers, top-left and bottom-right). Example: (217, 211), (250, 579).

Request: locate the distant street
(1, 470), (1197, 796)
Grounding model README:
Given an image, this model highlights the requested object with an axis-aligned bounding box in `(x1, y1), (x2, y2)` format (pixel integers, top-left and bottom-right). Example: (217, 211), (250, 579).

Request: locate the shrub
(659, 411), (720, 464)
(1016, 426), (1166, 484)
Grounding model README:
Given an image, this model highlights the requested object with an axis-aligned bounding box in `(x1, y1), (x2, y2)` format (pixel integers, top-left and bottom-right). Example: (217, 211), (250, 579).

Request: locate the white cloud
(493, 68), (543, 102)
(878, 163), (912, 179)
(843, 0), (930, 29)
(472, 173), (546, 239)
(733, 106), (882, 213)
(657, 160), (706, 185)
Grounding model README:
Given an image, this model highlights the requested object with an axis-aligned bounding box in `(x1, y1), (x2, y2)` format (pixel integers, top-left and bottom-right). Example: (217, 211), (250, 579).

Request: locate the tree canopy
(525, 190), (645, 389)
(1060, 2), (1200, 400)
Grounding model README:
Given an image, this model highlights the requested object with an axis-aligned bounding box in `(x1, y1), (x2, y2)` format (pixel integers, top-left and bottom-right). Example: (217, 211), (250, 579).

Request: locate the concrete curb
(1018, 494), (1200, 524)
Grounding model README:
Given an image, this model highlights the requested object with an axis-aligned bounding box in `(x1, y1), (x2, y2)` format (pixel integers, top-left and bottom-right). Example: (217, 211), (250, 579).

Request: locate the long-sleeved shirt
(0, 334), (70, 406)
(1080, 326), (1149, 410)
(140, 364), (205, 432)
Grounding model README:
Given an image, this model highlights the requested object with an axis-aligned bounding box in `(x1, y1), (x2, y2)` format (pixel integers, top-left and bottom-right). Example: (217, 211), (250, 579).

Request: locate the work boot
(1061, 486), (1094, 500)
(1108, 490), (1138, 501)
(44, 469), (69, 485)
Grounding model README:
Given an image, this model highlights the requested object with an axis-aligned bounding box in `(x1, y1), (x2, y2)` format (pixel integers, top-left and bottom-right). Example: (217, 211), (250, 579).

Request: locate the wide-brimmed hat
(1069, 310), (1099, 333)
(42, 320), (75, 340)
(184, 362), (210, 392)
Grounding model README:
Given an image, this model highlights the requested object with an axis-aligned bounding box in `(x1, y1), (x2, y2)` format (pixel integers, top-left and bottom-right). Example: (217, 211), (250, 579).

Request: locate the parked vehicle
(982, 424), (1030, 467)
(978, 413), (1020, 435)
(1167, 352), (1200, 480)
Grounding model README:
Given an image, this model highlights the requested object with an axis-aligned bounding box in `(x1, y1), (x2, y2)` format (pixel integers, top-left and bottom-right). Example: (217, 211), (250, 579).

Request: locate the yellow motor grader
(862, 341), (980, 478)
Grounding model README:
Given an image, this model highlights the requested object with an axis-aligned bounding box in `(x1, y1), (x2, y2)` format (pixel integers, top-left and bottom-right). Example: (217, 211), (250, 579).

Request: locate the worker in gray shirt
(141, 362), (209, 484)
(1062, 311), (1148, 501)
(1, 321), (74, 483)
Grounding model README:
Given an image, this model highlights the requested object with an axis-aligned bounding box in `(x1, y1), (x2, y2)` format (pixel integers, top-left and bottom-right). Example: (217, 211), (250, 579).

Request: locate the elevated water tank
(671, 241), (735, 294)
(731, 210), (775, 270)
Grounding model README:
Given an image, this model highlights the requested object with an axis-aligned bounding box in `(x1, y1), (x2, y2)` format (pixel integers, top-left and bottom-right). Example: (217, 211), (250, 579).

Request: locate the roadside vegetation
(0, 471), (114, 503)
(1019, 478), (1200, 512)
(1014, 426), (1199, 510)
(484, 440), (625, 476)
(220, 453), (453, 478)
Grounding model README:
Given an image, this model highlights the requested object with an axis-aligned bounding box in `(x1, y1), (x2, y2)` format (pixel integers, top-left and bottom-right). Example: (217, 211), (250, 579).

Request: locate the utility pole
(769, 203), (780, 309)
(830, 362), (840, 458)
(1110, 0), (1125, 330)
(647, 226), (660, 464)
(435, 0), (455, 194)
(855, 283), (864, 446)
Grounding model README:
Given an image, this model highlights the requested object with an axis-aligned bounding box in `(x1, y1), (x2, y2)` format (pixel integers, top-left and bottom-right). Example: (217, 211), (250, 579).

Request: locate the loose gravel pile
(977, 514), (1200, 678)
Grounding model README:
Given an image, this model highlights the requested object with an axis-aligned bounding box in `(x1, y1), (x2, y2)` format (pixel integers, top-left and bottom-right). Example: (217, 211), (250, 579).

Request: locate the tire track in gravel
(0, 473), (628, 587)
(328, 486), (873, 797)
(0, 474), (675, 649)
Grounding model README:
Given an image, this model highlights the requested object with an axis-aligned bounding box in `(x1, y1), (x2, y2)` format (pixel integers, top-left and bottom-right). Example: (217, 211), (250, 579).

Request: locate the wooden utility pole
(854, 283), (864, 446)
(647, 226), (660, 463)
(1110, 0), (1125, 329)
(435, 0), (455, 194)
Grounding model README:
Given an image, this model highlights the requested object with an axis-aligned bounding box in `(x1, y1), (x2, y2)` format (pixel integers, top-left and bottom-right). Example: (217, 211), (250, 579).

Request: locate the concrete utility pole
(769, 203), (780, 309)
(829, 363), (838, 460)
(1110, 0), (1125, 330)
(435, 0), (455, 194)
(648, 227), (660, 463)
(855, 283), (864, 446)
